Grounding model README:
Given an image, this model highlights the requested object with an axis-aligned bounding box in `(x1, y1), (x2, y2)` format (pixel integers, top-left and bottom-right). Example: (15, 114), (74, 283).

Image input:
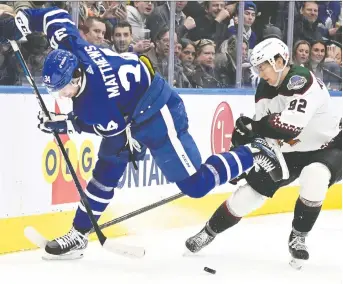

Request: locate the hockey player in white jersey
(185, 38), (342, 269)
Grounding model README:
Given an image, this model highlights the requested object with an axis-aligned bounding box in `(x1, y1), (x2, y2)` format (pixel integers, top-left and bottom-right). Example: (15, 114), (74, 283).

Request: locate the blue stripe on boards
(0, 86), (340, 97)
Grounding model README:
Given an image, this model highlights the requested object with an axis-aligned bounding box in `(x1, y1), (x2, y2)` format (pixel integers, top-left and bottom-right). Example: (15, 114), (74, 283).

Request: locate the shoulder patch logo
(287, 75), (307, 90)
(86, 65), (94, 75)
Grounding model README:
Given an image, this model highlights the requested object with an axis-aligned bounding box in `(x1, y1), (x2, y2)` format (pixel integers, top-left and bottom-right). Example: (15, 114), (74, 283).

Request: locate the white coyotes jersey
(255, 66), (341, 153)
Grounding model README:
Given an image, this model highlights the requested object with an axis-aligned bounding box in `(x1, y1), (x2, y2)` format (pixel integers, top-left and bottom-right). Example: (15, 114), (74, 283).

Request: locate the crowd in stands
(0, 1), (341, 90)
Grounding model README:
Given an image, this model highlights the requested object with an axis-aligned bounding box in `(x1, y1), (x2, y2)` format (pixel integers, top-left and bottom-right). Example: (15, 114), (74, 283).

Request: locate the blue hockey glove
(38, 111), (82, 134)
(231, 116), (258, 147)
(0, 12), (25, 43)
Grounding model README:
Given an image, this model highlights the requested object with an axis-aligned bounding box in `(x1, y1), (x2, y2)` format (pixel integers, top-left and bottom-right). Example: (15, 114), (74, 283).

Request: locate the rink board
(0, 88), (341, 254)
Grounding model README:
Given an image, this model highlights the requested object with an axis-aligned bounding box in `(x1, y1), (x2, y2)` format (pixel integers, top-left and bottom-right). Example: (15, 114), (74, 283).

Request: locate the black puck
(204, 267), (216, 274)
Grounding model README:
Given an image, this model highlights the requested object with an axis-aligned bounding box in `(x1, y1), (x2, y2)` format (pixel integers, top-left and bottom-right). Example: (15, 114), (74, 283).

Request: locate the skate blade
(289, 258), (305, 270)
(25, 226), (145, 259)
(182, 248), (195, 257)
(42, 250), (85, 261)
(25, 226), (83, 261)
(24, 226), (48, 248)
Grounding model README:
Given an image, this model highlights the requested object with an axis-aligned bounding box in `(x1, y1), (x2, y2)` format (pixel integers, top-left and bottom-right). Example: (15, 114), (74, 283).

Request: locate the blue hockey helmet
(42, 49), (79, 92)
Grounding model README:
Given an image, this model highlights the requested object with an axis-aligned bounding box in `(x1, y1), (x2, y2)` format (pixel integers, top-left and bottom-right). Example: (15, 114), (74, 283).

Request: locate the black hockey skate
(185, 223), (216, 253)
(249, 137), (283, 182)
(44, 227), (89, 260)
(288, 229), (309, 270)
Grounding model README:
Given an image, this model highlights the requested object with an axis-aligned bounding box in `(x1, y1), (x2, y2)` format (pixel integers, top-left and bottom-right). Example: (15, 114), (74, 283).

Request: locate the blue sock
(205, 145), (254, 184)
(73, 178), (114, 231)
(177, 145), (254, 198)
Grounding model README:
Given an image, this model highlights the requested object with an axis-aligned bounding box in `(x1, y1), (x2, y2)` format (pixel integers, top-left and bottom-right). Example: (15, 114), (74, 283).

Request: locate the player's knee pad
(93, 158), (127, 188)
(227, 184), (268, 217)
(299, 162), (331, 203)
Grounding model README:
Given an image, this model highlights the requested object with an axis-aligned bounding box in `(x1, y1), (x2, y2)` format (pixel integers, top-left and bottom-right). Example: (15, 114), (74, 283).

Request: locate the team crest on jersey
(96, 121), (118, 131)
(287, 75), (307, 90)
(94, 121), (120, 137)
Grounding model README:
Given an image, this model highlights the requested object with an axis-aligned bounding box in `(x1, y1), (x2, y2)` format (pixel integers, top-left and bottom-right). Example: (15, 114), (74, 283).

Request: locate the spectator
(274, 1), (303, 40)
(0, 3), (15, 14)
(24, 49), (51, 86)
(261, 23), (283, 41)
(334, 46), (342, 66)
(111, 21), (153, 54)
(227, 1), (257, 49)
(306, 40), (326, 78)
(182, 1), (206, 19)
(0, 42), (20, 85)
(79, 2), (89, 26)
(147, 1), (196, 41)
(179, 38), (196, 83)
(79, 17), (108, 47)
(144, 26), (190, 88)
(317, 1), (341, 30)
(332, 26), (342, 45)
(293, 2), (338, 43)
(126, 1), (154, 42)
(13, 1), (45, 13)
(175, 42), (182, 59)
(306, 40), (341, 90)
(190, 39), (227, 88)
(110, 21), (133, 53)
(84, 1), (102, 17)
(79, 1), (105, 26)
(182, 1), (237, 23)
(101, 2), (128, 33)
(325, 43), (342, 89)
(292, 40), (311, 66)
(325, 44), (342, 66)
(216, 35), (251, 87)
(252, 1), (280, 42)
(186, 1), (231, 48)
(44, 1), (69, 9)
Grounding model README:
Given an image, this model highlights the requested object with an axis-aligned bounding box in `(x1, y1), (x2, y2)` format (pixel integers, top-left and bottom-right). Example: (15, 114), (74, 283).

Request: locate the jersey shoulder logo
(287, 75), (307, 90)
(86, 65), (94, 74)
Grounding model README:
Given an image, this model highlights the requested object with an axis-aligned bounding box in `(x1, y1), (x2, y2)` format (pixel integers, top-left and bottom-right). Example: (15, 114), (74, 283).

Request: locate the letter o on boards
(42, 141), (60, 183)
(61, 140), (78, 182)
(79, 140), (95, 180)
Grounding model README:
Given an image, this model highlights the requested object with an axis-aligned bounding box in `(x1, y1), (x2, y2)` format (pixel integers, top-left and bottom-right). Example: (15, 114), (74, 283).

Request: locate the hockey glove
(38, 111), (81, 134)
(0, 12), (25, 43)
(231, 116), (259, 147)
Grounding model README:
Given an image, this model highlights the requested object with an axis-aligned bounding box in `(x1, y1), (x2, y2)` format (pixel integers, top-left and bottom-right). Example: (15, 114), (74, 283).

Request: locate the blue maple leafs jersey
(15, 7), (152, 136)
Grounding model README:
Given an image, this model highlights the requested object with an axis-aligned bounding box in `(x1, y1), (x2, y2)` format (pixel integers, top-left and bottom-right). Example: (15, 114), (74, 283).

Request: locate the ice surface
(0, 211), (341, 284)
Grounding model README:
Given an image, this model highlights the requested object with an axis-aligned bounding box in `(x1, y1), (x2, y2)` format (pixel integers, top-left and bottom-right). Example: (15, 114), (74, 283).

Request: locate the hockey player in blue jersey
(0, 7), (286, 259)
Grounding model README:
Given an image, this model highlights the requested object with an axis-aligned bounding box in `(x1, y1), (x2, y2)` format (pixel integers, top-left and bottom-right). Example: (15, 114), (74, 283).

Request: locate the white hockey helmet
(250, 38), (290, 73)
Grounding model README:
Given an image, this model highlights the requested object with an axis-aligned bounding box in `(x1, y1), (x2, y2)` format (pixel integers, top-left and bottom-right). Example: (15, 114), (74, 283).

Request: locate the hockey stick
(92, 192), (185, 233)
(24, 192), (185, 257)
(10, 40), (144, 258)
